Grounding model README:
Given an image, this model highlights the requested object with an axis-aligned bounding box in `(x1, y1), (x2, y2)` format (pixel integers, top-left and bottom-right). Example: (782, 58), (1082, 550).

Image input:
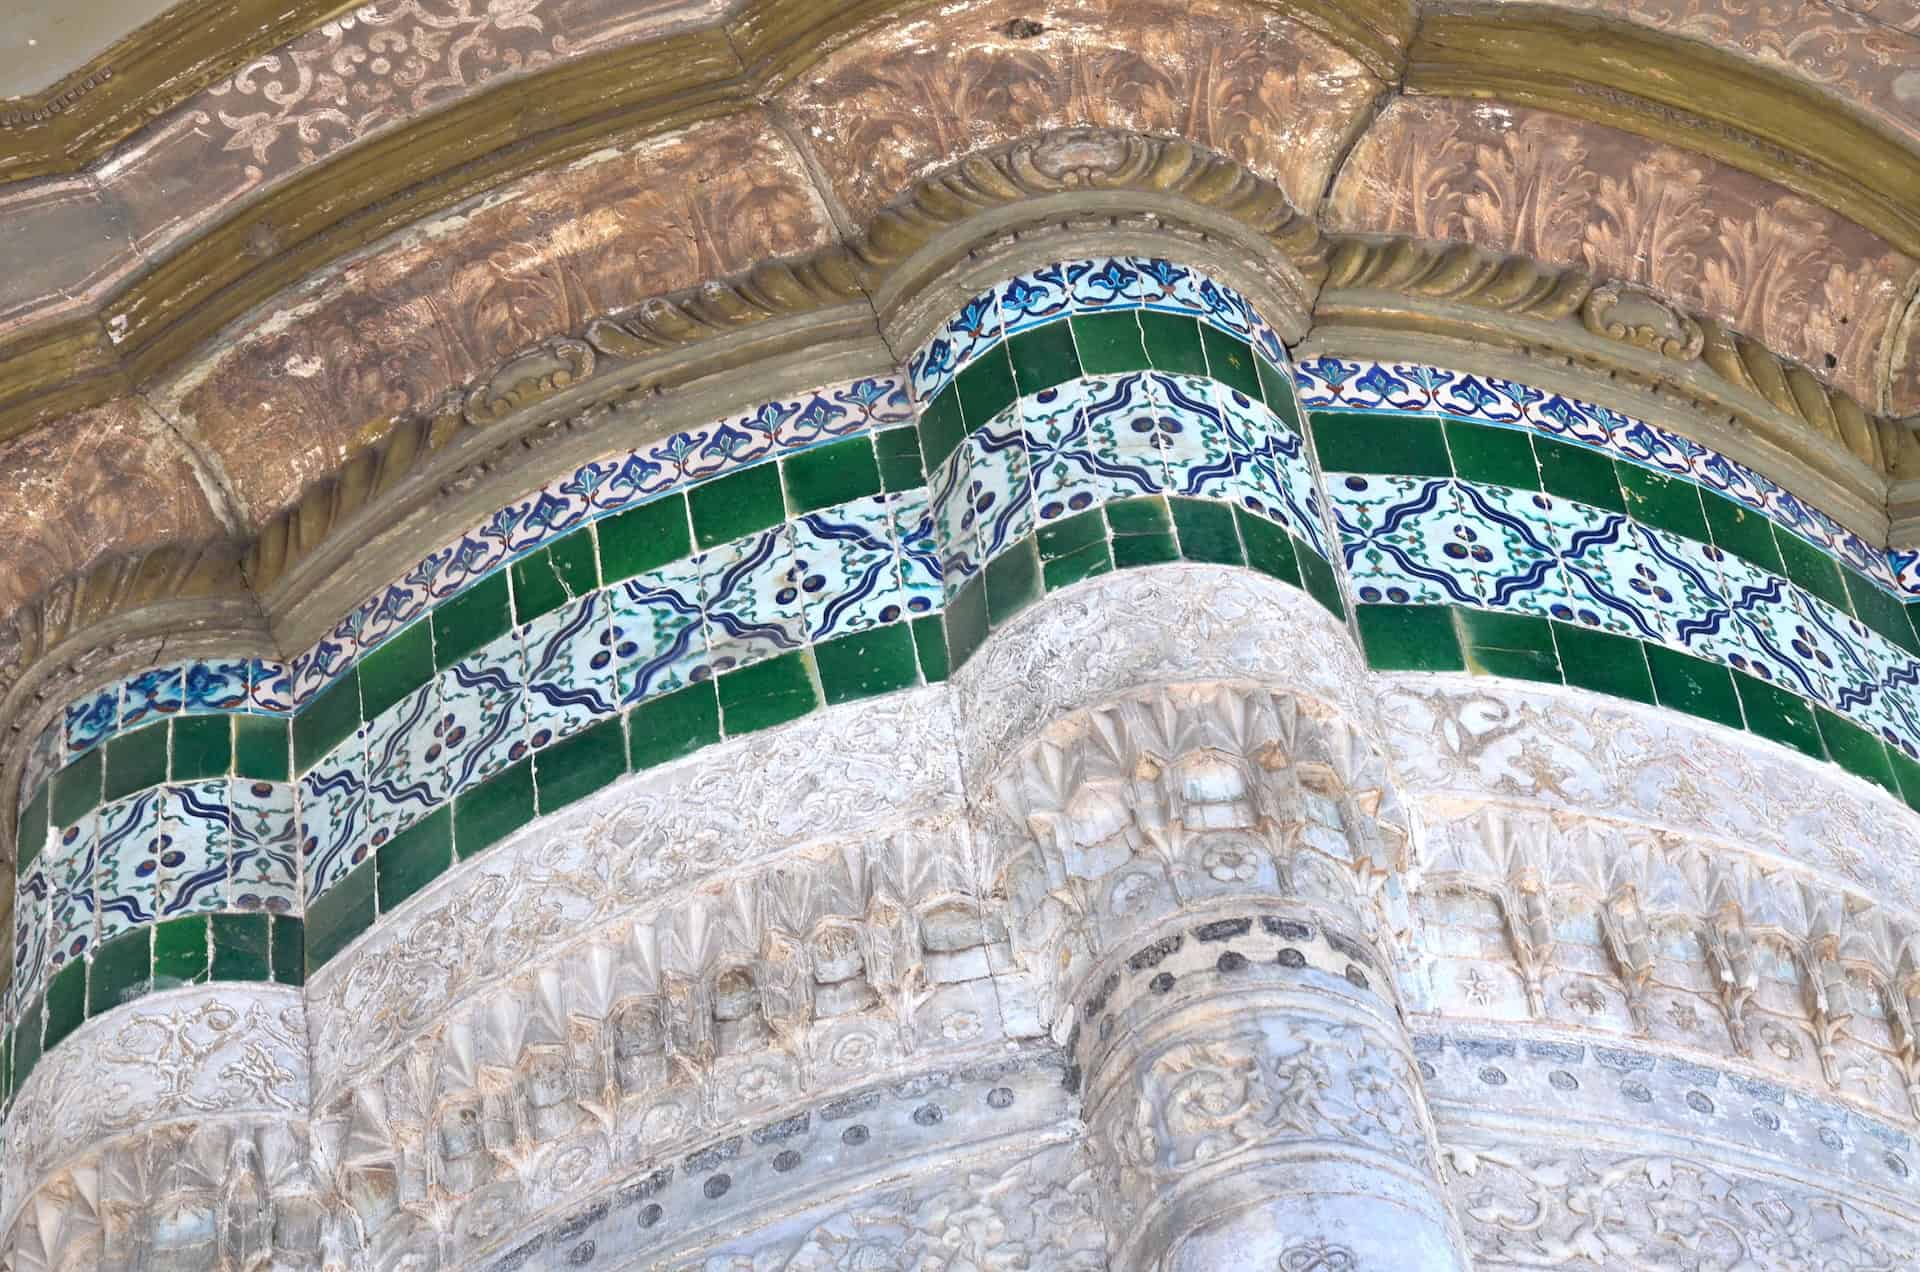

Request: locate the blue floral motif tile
(301, 734), (368, 903)
(436, 630), (528, 801)
(504, 483), (596, 558)
(14, 865), (50, 1003)
(426, 521), (516, 602)
(1193, 274), (1257, 343)
(158, 780), (229, 917)
(909, 288), (1001, 403)
(290, 633), (353, 707)
(1151, 374), (1235, 501)
(230, 780), (300, 915)
(1022, 381), (1105, 524)
(1080, 373), (1170, 502)
(249, 659), (294, 715)
(1609, 413), (1701, 480)
(771, 384), (873, 450)
(1067, 257), (1148, 312)
(1892, 549), (1920, 599)
(970, 407), (1036, 563)
(64, 685), (119, 759)
(94, 790), (163, 943)
(1328, 474), (1478, 607)
(1792, 591), (1897, 730)
(46, 815), (97, 969)
(997, 264), (1072, 335)
(703, 526), (802, 673)
(1545, 502), (1664, 641)
(791, 496), (904, 640)
(363, 682), (445, 850)
(181, 659), (249, 714)
(1130, 257), (1206, 317)
(1451, 484), (1570, 618)
(683, 402), (787, 484)
(930, 439), (983, 598)
(611, 558), (710, 707)
(1214, 384), (1289, 525)
(887, 491), (943, 614)
(1524, 394), (1613, 450)
(1303, 359), (1437, 413)
(121, 663), (187, 730)
(1432, 375), (1535, 426)
(837, 375), (915, 430)
(354, 577), (433, 655)
(524, 592), (619, 746)
(1716, 551), (1828, 702)
(1634, 527), (1743, 665)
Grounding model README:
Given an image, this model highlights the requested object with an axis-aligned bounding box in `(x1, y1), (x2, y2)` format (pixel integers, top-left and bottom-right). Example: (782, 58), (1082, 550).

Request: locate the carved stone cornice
(1407, 5), (1920, 265)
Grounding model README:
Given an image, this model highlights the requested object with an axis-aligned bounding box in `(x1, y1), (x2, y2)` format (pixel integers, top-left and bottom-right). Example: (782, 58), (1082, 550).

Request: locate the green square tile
(535, 716), (628, 812)
(305, 865), (376, 974)
(817, 624), (920, 705)
(431, 571), (511, 671)
(1891, 746), (1920, 814)
(233, 715), (290, 783)
(1844, 571), (1919, 654)
(359, 620), (436, 719)
(783, 435), (883, 515)
(51, 747), (102, 827)
(1700, 492), (1781, 575)
(1732, 670), (1823, 759)
(911, 615), (950, 683)
(599, 492), (692, 583)
(689, 463), (786, 551)
(1815, 707), (1897, 793)
(211, 912), (272, 983)
(1310, 412), (1451, 478)
(151, 915), (209, 991)
(1551, 622), (1655, 704)
(1535, 437), (1623, 512)
(1462, 645), (1563, 683)
(1616, 462), (1707, 541)
(1457, 609), (1561, 681)
(1043, 540), (1113, 591)
(1106, 496), (1171, 535)
(1235, 509), (1300, 587)
(985, 541), (1042, 628)
(1006, 321), (1082, 395)
(1111, 531), (1179, 569)
(104, 721), (168, 800)
(170, 714), (232, 781)
(1070, 311), (1149, 374)
(1171, 498), (1242, 565)
(87, 928), (151, 1016)
(1199, 326), (1261, 400)
(512, 533), (597, 626)
(874, 428), (925, 493)
(12, 1001), (41, 1090)
(452, 758), (535, 859)
(271, 915), (305, 987)
(1645, 644), (1743, 728)
(376, 805), (453, 912)
(627, 680), (720, 771)
(1443, 421), (1538, 490)
(916, 384), (968, 472)
(1255, 357), (1301, 429)
(718, 651), (818, 736)
(1137, 310), (1207, 375)
(945, 574), (989, 670)
(1775, 531), (1851, 615)
(44, 962), (84, 1050)
(956, 343), (1018, 430)
(16, 784), (47, 873)
(293, 670), (360, 773)
(1296, 546), (1345, 619)
(1356, 605), (1463, 672)
(1037, 509), (1105, 560)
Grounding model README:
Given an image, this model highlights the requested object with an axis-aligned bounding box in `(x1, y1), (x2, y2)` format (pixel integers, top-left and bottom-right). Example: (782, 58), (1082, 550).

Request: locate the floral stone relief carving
(1327, 97), (1920, 414)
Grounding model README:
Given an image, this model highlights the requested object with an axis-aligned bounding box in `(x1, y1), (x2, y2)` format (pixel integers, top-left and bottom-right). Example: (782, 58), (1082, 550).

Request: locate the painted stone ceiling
(1, 0), (1919, 654)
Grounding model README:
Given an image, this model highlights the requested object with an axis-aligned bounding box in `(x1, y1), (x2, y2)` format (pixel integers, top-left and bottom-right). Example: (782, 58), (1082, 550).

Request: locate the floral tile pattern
(230, 781), (300, 915)
(437, 631), (529, 800)
(159, 781), (230, 917)
(524, 593), (619, 745)
(611, 560), (709, 708)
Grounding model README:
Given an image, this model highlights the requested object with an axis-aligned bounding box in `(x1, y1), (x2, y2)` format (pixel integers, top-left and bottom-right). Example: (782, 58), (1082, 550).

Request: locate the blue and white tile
(702, 526), (803, 674)
(1634, 527), (1744, 664)
(1130, 257), (1206, 317)
(929, 439), (984, 597)
(64, 685), (119, 759)
(1067, 256), (1149, 312)
(94, 790), (163, 943)
(1193, 274), (1259, 345)
(121, 662), (186, 730)
(1270, 426), (1329, 558)
(1080, 373), (1171, 501)
(685, 404), (787, 484)
(158, 780), (229, 917)
(1432, 374), (1534, 426)
(593, 448), (675, 513)
(1451, 483), (1571, 618)
(1214, 385), (1291, 525)
(833, 375), (914, 431)
(425, 522), (516, 603)
(997, 264), (1073, 335)
(1327, 474), (1479, 607)
(1022, 381), (1105, 524)
(1791, 593), (1899, 738)
(504, 484), (597, 558)
(1547, 503), (1669, 642)
(970, 406), (1036, 562)
(436, 629), (528, 800)
(772, 384), (872, 450)
(524, 591), (618, 746)
(887, 491), (943, 617)
(791, 496), (903, 641)
(909, 288), (1001, 403)
(229, 780), (300, 915)
(1524, 394), (1613, 450)
(354, 574), (434, 655)
(290, 632), (354, 707)
(1891, 549), (1920, 599)
(1152, 374), (1236, 501)
(1715, 551), (1828, 702)
(13, 866), (50, 1004)
(1315, 359), (1436, 413)
(46, 815), (97, 969)
(183, 659), (249, 714)
(364, 682), (445, 850)
(301, 734), (369, 903)
(611, 557), (709, 706)
(248, 659), (295, 714)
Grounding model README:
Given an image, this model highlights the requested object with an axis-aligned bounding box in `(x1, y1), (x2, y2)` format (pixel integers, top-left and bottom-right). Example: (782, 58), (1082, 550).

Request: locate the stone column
(993, 684), (1470, 1271)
